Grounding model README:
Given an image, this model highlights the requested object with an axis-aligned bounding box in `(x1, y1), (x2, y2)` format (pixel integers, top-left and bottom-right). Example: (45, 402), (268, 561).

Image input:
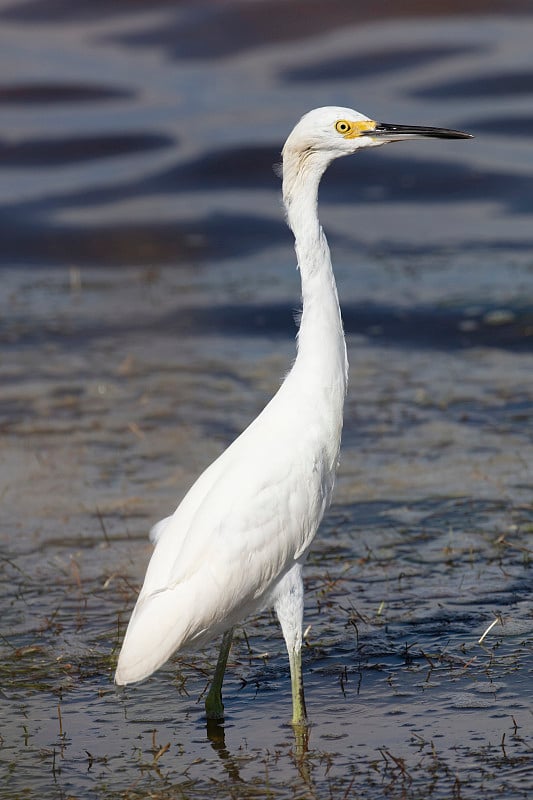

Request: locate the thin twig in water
(96, 507), (110, 545)
(478, 614), (503, 644)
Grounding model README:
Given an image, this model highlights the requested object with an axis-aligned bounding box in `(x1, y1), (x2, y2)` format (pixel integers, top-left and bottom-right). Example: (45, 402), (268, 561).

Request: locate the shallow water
(0, 1), (532, 798)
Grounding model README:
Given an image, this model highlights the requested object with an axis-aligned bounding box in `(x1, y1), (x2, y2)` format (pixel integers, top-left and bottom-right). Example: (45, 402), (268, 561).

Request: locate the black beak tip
(447, 130), (474, 140)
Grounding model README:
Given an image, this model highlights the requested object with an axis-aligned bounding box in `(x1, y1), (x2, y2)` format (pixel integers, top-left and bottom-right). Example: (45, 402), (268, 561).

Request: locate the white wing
(115, 371), (342, 685)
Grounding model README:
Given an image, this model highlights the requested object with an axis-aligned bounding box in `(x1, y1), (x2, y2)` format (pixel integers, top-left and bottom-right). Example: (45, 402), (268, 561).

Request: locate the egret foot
(205, 627), (234, 721)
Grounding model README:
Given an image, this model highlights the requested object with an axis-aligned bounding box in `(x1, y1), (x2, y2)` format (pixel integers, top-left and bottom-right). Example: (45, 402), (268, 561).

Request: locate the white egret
(115, 107), (471, 725)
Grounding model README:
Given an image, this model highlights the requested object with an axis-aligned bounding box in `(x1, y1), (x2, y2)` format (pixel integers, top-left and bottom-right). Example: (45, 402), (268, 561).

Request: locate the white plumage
(115, 107), (471, 724)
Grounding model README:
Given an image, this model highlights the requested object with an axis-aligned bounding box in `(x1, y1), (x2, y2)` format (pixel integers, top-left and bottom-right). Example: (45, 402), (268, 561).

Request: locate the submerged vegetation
(1, 497), (531, 799)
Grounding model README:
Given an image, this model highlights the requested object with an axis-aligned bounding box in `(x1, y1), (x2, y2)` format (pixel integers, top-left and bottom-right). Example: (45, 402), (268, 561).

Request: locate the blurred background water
(0, 1), (532, 798)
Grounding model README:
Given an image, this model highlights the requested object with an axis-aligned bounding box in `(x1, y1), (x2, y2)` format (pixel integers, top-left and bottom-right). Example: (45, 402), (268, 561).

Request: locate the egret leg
(273, 563), (308, 727)
(288, 642), (307, 726)
(205, 627), (234, 721)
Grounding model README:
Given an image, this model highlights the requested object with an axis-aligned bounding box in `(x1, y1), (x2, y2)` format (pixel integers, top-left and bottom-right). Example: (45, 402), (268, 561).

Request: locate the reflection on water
(281, 43), (482, 82)
(464, 114), (533, 136)
(0, 1), (532, 798)
(0, 133), (173, 168)
(413, 69), (533, 98)
(0, 82), (133, 103)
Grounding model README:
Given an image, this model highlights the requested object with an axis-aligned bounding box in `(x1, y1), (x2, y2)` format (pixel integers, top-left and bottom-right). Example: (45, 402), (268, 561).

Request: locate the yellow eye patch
(334, 119), (376, 138)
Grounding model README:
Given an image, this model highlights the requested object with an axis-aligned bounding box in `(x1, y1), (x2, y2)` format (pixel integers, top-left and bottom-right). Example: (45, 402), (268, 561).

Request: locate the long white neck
(282, 148), (348, 398)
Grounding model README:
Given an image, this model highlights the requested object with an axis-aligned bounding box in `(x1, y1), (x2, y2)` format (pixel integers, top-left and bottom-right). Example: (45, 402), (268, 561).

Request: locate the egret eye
(335, 120), (352, 135)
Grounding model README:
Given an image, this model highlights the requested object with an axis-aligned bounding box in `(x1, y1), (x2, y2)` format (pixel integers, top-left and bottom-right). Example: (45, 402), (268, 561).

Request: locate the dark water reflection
(281, 43), (483, 82)
(0, 82), (133, 104)
(414, 69), (533, 98)
(0, 133), (173, 167)
(460, 114), (533, 137)
(0, 1), (532, 799)
(4, 144), (533, 267)
(3, 297), (531, 352)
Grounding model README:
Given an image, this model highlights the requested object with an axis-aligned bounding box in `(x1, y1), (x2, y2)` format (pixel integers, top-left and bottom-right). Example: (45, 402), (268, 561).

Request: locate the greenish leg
(273, 563), (309, 729)
(205, 628), (234, 721)
(289, 646), (307, 727)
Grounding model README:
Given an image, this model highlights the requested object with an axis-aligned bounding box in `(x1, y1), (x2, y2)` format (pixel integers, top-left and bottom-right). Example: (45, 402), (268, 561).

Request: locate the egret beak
(369, 122), (473, 141)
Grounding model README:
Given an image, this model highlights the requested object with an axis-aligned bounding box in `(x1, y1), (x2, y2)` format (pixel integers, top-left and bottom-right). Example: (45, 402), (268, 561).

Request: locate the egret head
(282, 106), (472, 176)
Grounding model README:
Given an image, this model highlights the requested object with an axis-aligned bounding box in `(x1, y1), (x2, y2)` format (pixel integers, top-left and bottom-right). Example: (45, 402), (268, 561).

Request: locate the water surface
(0, 1), (532, 798)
